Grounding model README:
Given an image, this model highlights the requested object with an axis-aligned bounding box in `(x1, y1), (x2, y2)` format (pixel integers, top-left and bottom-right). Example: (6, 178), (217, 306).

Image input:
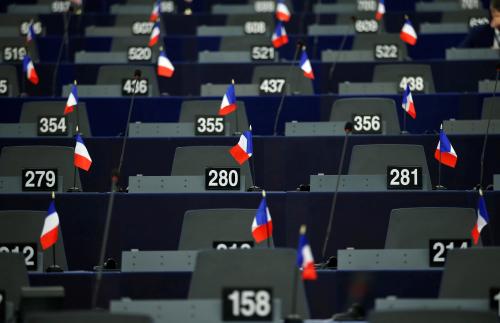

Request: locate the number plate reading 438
(22, 169), (58, 192)
(429, 239), (471, 267)
(205, 168), (240, 190)
(0, 243), (37, 271)
(223, 288), (273, 321)
(387, 166), (422, 190)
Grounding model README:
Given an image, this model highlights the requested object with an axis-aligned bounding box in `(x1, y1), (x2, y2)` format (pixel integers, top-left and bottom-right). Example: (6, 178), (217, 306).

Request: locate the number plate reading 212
(205, 168), (240, 190)
(223, 288), (273, 321)
(0, 243), (38, 271)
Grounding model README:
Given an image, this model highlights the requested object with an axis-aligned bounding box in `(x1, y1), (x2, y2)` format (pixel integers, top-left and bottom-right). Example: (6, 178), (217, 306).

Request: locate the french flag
(434, 125), (457, 168)
(275, 0), (291, 22)
(74, 134), (92, 171)
(297, 225), (317, 280)
(400, 16), (417, 46)
(40, 201), (59, 250)
(218, 82), (237, 116)
(402, 84), (416, 119)
(23, 55), (39, 85)
(375, 0), (385, 21)
(471, 190), (489, 245)
(64, 83), (78, 115)
(148, 21), (161, 47)
(157, 49), (175, 78)
(272, 22), (288, 48)
(299, 48), (314, 80)
(252, 191), (273, 243)
(230, 128), (253, 165)
(26, 22), (36, 42)
(149, 0), (160, 22)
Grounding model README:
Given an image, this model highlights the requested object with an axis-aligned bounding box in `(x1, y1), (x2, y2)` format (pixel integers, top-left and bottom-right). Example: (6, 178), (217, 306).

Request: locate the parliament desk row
(3, 60), (497, 96)
(0, 191), (498, 270)
(0, 135), (498, 191)
(28, 269), (443, 318)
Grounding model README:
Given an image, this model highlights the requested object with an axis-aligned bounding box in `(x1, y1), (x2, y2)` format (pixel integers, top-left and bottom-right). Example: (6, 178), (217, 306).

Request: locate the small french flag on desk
(74, 134), (92, 171)
(148, 21), (161, 47)
(400, 16), (418, 46)
(252, 191), (273, 243)
(230, 128), (253, 165)
(299, 47), (314, 80)
(272, 22), (289, 48)
(64, 82), (78, 115)
(40, 201), (59, 250)
(471, 190), (489, 245)
(23, 55), (39, 85)
(218, 81), (237, 116)
(434, 125), (457, 168)
(157, 48), (175, 78)
(26, 21), (36, 43)
(275, 0), (291, 22)
(297, 225), (317, 280)
(149, 0), (160, 22)
(375, 0), (385, 21)
(402, 84), (416, 119)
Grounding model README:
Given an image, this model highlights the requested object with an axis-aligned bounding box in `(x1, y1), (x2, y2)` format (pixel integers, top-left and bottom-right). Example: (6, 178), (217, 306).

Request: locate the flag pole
(436, 143), (446, 190)
(285, 225), (303, 323)
(262, 190), (271, 248)
(232, 79), (241, 136)
(248, 125), (259, 191)
(402, 109), (407, 134)
(73, 80), (80, 136)
(46, 191), (63, 272)
(68, 125), (81, 192)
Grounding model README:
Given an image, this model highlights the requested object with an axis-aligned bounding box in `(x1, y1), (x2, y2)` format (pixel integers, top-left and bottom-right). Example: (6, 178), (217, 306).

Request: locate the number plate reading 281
(387, 166), (422, 190)
(195, 115), (225, 136)
(223, 288), (273, 321)
(0, 243), (37, 271)
(429, 239), (471, 267)
(22, 169), (58, 192)
(205, 168), (240, 191)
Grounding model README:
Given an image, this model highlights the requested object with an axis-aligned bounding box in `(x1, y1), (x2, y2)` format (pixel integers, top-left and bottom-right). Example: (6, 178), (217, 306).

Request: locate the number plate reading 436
(223, 288), (273, 321)
(0, 243), (37, 271)
(22, 169), (58, 192)
(205, 168), (240, 190)
(429, 239), (471, 267)
(387, 166), (422, 190)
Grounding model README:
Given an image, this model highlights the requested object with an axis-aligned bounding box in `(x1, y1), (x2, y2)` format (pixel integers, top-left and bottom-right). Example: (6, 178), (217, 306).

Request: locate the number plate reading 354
(387, 166), (422, 190)
(223, 288), (273, 321)
(195, 115), (225, 136)
(0, 243), (37, 271)
(205, 168), (240, 190)
(22, 169), (58, 191)
(429, 239), (471, 267)
(38, 116), (68, 136)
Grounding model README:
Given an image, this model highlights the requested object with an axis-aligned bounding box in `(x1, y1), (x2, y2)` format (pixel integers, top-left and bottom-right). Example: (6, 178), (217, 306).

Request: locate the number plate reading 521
(205, 168), (240, 190)
(223, 288), (273, 321)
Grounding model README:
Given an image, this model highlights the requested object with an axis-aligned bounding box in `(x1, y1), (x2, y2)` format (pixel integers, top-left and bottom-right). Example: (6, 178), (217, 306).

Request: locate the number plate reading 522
(205, 168), (240, 190)
(22, 169), (58, 191)
(223, 288), (273, 321)
(0, 243), (37, 271)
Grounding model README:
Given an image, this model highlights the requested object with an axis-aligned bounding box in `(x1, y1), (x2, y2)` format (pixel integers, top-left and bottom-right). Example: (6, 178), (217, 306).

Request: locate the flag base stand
(284, 314), (303, 323)
(232, 131), (242, 136)
(67, 187), (82, 192)
(247, 185), (262, 192)
(400, 130), (409, 135)
(46, 264), (64, 272)
(435, 185), (447, 190)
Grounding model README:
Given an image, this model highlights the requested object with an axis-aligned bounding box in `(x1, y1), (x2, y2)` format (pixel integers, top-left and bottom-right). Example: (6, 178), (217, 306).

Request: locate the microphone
(320, 122), (353, 267)
(327, 16), (355, 93)
(51, 6), (73, 97)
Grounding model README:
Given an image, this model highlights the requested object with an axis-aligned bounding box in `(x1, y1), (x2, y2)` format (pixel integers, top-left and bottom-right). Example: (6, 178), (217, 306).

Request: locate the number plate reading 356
(352, 114), (382, 134)
(22, 169), (58, 191)
(195, 115), (225, 136)
(223, 288), (273, 321)
(38, 116), (68, 136)
(206, 168), (240, 190)
(0, 243), (37, 271)
(429, 239), (471, 267)
(387, 166), (422, 190)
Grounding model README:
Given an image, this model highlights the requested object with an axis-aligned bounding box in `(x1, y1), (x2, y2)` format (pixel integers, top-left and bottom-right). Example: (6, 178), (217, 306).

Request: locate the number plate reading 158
(0, 243), (37, 271)
(38, 116), (68, 136)
(213, 241), (254, 250)
(223, 288), (273, 321)
(205, 168), (240, 190)
(387, 166), (422, 190)
(429, 239), (471, 267)
(22, 169), (58, 191)
(195, 115), (225, 136)
(352, 114), (382, 134)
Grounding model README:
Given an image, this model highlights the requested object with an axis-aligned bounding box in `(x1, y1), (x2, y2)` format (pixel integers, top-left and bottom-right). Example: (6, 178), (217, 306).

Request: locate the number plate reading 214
(223, 288), (273, 321)
(205, 168), (240, 191)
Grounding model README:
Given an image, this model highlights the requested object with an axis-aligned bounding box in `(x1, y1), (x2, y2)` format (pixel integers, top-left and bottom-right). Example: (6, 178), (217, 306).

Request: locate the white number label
(161, 1), (175, 13)
(352, 114), (382, 134)
(224, 289), (272, 320)
(251, 46), (275, 61)
(38, 116), (68, 135)
(254, 1), (275, 12)
(0, 243), (37, 270)
(122, 79), (149, 95)
(0, 79), (8, 95)
(22, 169), (58, 191)
(259, 78), (286, 95)
(387, 166), (422, 189)
(430, 239), (471, 267)
(214, 241), (254, 250)
(195, 116), (225, 135)
(20, 21), (42, 35)
(127, 47), (152, 61)
(469, 17), (489, 28)
(374, 44), (398, 60)
(51, 1), (71, 12)
(461, 0), (479, 9)
(399, 76), (425, 92)
(131, 22), (154, 35)
(244, 21), (266, 35)
(355, 19), (378, 33)
(357, 0), (377, 11)
(206, 168), (240, 190)
(3, 46), (27, 62)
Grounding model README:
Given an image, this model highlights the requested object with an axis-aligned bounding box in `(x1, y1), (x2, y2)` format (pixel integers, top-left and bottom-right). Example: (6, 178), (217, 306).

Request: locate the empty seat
(385, 208), (478, 249)
(25, 311), (152, 323)
(370, 309), (496, 323)
(0, 65), (20, 97)
(20, 101), (92, 137)
(179, 100), (249, 134)
(373, 64), (436, 93)
(329, 98), (401, 134)
(352, 34), (408, 60)
(178, 209), (273, 250)
(252, 65), (314, 95)
(171, 146), (254, 189)
(220, 35), (271, 51)
(96, 65), (160, 97)
(0, 253), (29, 311)
(0, 146), (82, 192)
(481, 96), (500, 119)
(189, 249), (309, 319)
(0, 210), (68, 270)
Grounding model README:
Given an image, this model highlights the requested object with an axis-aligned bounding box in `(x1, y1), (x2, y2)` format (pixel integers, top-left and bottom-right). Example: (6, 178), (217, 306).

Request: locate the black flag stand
(262, 190), (271, 249)
(46, 191), (63, 272)
(436, 126), (446, 190)
(68, 125), (81, 192)
(401, 111), (408, 134)
(248, 126), (261, 192)
(284, 225), (304, 323)
(231, 79), (241, 136)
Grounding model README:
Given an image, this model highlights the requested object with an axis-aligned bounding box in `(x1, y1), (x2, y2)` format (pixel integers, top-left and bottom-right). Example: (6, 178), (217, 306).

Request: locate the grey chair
(0, 65), (20, 97)
(385, 207), (479, 249)
(20, 101), (92, 137)
(373, 64), (436, 93)
(481, 96), (500, 119)
(188, 249), (309, 319)
(370, 309), (497, 323)
(440, 247), (500, 298)
(329, 98), (401, 134)
(0, 37), (39, 63)
(0, 146), (82, 192)
(96, 65), (159, 97)
(352, 34), (408, 60)
(252, 65), (314, 95)
(220, 35), (271, 51)
(171, 146), (254, 189)
(178, 209), (273, 250)
(179, 100), (249, 134)
(0, 253), (29, 311)
(0, 210), (68, 270)
(25, 311), (152, 323)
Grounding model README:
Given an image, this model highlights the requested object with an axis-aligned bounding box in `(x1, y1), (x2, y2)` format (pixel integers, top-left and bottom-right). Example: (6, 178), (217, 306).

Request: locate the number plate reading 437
(205, 168), (240, 190)
(223, 288), (273, 321)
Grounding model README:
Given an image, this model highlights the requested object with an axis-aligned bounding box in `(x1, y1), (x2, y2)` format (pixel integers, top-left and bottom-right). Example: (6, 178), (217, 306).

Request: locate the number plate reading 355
(223, 288), (273, 321)
(0, 243), (37, 271)
(38, 116), (68, 136)
(259, 78), (285, 95)
(387, 166), (422, 190)
(429, 239), (471, 267)
(195, 115), (225, 136)
(213, 241), (254, 250)
(352, 114), (382, 134)
(22, 169), (58, 191)
(205, 168), (240, 190)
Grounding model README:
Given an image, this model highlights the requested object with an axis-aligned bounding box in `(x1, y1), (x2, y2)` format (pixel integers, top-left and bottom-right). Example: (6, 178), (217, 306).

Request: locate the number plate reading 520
(223, 288), (273, 321)
(205, 168), (240, 190)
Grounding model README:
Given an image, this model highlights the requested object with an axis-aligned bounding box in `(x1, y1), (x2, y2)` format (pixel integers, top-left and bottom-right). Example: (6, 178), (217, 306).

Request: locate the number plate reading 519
(223, 288), (273, 321)
(205, 168), (240, 190)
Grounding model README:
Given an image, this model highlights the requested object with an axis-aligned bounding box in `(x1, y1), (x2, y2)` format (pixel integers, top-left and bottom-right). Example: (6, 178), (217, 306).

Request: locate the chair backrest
(178, 209), (273, 250)
(252, 65), (314, 95)
(179, 100), (249, 134)
(0, 65), (20, 97)
(188, 249), (309, 319)
(373, 64), (436, 94)
(0, 253), (29, 311)
(481, 96), (500, 119)
(0, 37), (39, 62)
(220, 35), (271, 51)
(370, 310), (497, 323)
(329, 98), (400, 134)
(385, 208), (478, 249)
(0, 210), (68, 270)
(20, 101), (92, 137)
(440, 247), (500, 298)
(352, 34), (407, 60)
(0, 146), (82, 192)
(96, 65), (159, 96)
(25, 311), (153, 323)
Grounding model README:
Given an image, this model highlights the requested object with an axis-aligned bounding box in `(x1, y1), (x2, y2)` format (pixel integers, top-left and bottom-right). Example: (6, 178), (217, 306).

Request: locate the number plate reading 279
(429, 239), (471, 267)
(387, 166), (422, 190)
(22, 169), (58, 192)
(0, 243), (37, 271)
(205, 168), (240, 190)
(195, 115), (225, 136)
(223, 288), (273, 321)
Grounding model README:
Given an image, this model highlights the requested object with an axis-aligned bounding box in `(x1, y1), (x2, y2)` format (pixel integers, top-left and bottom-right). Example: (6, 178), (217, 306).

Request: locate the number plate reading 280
(223, 288), (273, 321)
(22, 169), (58, 192)
(0, 243), (37, 271)
(387, 166), (422, 190)
(205, 168), (240, 191)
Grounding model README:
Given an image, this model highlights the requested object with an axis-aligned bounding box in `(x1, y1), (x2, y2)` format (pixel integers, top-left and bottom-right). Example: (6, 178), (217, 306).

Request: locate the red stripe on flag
(75, 154), (92, 171)
(302, 262), (317, 280)
(252, 222), (273, 243)
(219, 104), (236, 116)
(229, 145), (249, 165)
(434, 150), (457, 168)
(40, 227), (59, 250)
